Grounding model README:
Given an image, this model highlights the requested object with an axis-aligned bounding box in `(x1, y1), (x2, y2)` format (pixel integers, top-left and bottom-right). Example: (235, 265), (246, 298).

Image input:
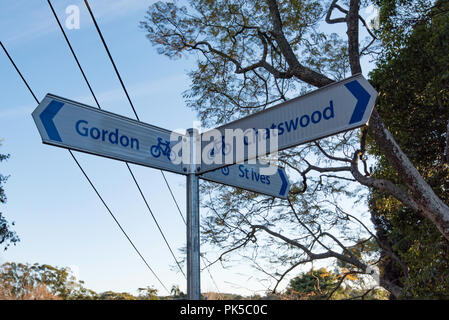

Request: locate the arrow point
(40, 100), (64, 142)
(345, 80), (371, 125)
(278, 168), (289, 196)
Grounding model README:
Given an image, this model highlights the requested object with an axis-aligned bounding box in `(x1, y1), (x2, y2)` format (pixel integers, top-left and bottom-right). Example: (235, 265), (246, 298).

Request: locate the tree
(285, 267), (388, 299)
(0, 262), (98, 300)
(285, 268), (341, 299)
(137, 286), (160, 300)
(99, 291), (137, 300)
(141, 0), (449, 298)
(170, 285), (187, 299)
(0, 140), (19, 251)
(368, 0), (449, 298)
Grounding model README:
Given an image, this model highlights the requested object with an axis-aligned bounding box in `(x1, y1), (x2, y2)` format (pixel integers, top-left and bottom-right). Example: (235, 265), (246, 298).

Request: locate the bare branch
(326, 0), (347, 24)
(252, 224), (367, 271)
(326, 271), (361, 299)
(350, 149), (420, 212)
(271, 259), (313, 293)
(445, 119), (449, 164)
(315, 141), (352, 163)
(347, 0), (362, 74)
(266, 0), (334, 87)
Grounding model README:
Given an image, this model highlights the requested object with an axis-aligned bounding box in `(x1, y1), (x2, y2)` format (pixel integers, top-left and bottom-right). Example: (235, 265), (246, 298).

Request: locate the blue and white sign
(32, 94), (185, 175)
(200, 162), (290, 199)
(199, 74), (377, 173)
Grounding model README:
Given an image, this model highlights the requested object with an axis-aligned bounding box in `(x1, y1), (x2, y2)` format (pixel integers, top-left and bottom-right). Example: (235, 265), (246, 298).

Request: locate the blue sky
(1, 0), (210, 296)
(0, 0), (377, 296)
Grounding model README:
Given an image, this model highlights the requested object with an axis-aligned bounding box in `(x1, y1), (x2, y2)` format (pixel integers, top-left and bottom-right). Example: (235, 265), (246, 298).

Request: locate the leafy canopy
(0, 141), (19, 251)
(368, 0), (449, 298)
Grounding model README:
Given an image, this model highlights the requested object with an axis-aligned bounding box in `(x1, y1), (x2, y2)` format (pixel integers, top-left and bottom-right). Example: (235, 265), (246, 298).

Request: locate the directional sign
(200, 162), (290, 199)
(199, 74), (377, 173)
(32, 94), (185, 175)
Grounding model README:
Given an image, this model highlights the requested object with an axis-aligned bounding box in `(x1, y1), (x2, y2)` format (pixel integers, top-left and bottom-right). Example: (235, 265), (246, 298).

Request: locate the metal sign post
(185, 128), (201, 300)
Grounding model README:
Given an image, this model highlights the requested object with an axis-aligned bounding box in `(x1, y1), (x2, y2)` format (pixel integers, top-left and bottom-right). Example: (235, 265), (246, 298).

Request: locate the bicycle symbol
(150, 137), (177, 161)
(208, 136), (231, 160)
(221, 166), (230, 176)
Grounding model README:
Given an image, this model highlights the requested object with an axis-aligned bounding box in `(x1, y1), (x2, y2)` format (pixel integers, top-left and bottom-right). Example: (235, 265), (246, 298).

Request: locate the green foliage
(137, 286), (160, 300)
(284, 267), (388, 300)
(368, 0), (449, 298)
(285, 268), (340, 299)
(0, 140), (19, 251)
(141, 0), (348, 127)
(0, 262), (166, 300)
(140, 0), (379, 299)
(0, 262), (97, 300)
(99, 291), (137, 300)
(141, 0), (449, 299)
(170, 285), (186, 299)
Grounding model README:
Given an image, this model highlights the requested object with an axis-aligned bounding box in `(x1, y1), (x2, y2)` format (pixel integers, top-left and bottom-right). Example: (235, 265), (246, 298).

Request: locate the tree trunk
(368, 109), (449, 241)
(344, 0), (449, 242)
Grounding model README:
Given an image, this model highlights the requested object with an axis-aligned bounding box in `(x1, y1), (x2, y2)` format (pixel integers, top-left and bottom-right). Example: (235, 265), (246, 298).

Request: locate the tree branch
(445, 119), (449, 164)
(347, 0), (362, 74)
(252, 224), (367, 271)
(266, 0), (334, 87)
(326, 0), (347, 24)
(350, 149), (420, 212)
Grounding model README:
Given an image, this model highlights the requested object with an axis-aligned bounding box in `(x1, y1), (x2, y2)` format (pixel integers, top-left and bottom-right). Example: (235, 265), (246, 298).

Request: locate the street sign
(200, 162), (290, 199)
(199, 74), (377, 173)
(31, 75), (378, 302)
(32, 94), (185, 175)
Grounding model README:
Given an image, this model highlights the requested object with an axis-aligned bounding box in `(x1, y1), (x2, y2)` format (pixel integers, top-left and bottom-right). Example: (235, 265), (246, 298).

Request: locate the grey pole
(186, 128), (200, 300)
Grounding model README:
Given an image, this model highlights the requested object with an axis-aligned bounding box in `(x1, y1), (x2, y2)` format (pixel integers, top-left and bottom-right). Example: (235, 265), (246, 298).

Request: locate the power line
(68, 151), (169, 294)
(47, 0), (100, 109)
(82, 0), (188, 267)
(82, 0), (187, 224)
(126, 163), (186, 278)
(47, 0), (185, 279)
(0, 39), (170, 294)
(83, 0), (140, 121)
(82, 1), (224, 296)
(82, 0), (223, 297)
(0, 41), (38, 103)
(161, 171), (186, 225)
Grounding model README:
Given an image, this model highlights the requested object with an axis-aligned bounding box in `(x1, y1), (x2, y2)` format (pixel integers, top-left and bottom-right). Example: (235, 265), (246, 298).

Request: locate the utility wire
(82, 0), (189, 224)
(69, 151), (169, 294)
(82, 0), (222, 297)
(82, 0), (186, 224)
(0, 39), (169, 294)
(47, 1), (100, 108)
(82, 0), (188, 267)
(0, 41), (38, 103)
(161, 171), (186, 225)
(83, 0), (140, 121)
(126, 163), (186, 278)
(47, 0), (185, 279)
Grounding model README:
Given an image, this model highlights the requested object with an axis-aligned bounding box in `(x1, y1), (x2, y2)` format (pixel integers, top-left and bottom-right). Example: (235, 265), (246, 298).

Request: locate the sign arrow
(346, 80), (371, 125)
(278, 168), (288, 196)
(39, 100), (64, 142)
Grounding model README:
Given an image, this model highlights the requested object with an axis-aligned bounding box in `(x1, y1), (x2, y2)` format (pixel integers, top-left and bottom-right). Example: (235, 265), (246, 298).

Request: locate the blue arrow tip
(40, 100), (64, 142)
(345, 80), (371, 125)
